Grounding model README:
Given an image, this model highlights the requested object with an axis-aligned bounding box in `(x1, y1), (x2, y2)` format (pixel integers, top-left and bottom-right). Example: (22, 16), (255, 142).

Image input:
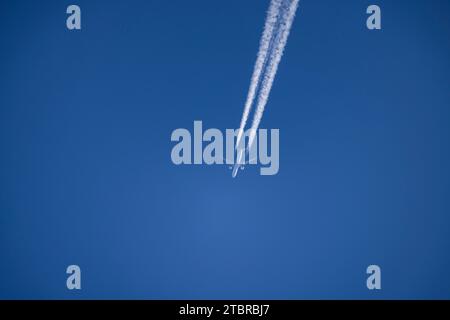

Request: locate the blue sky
(1, 0), (450, 299)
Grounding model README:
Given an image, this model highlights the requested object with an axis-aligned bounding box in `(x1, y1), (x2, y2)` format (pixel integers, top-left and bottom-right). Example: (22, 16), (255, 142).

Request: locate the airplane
(232, 148), (245, 178)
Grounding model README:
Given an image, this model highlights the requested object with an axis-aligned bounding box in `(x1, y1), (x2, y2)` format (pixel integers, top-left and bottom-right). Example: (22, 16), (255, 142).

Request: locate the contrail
(236, 0), (283, 149)
(248, 0), (299, 148)
(233, 0), (299, 177)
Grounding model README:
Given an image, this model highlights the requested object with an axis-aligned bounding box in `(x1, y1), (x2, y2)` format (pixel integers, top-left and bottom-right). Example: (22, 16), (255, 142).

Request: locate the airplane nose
(232, 149), (245, 178)
(232, 166), (239, 178)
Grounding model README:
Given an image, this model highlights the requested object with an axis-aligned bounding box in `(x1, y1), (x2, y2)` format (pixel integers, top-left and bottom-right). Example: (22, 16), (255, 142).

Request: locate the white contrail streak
(236, 0), (283, 148)
(248, 0), (299, 148)
(233, 0), (299, 177)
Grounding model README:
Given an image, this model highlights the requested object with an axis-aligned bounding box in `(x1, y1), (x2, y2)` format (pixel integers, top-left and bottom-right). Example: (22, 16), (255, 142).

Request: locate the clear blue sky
(1, 0), (450, 299)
